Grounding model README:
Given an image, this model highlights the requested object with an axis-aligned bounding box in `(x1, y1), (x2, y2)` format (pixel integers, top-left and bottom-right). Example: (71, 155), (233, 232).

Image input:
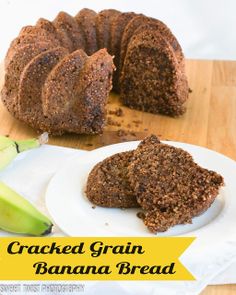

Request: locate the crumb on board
(108, 107), (124, 117)
(117, 129), (137, 138)
(107, 116), (121, 127)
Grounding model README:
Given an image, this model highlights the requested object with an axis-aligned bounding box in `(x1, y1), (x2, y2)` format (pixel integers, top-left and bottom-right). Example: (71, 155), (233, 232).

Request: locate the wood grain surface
(0, 60), (236, 294)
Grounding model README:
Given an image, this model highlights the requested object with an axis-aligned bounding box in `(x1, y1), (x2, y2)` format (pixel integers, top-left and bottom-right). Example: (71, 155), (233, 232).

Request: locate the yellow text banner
(0, 237), (195, 280)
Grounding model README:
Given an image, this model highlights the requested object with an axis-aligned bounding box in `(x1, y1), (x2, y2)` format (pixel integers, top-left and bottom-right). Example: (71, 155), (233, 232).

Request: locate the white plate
(45, 141), (236, 247)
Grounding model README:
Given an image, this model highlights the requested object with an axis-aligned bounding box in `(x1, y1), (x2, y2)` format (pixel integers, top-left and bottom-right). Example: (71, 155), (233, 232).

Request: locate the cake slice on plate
(128, 135), (224, 232)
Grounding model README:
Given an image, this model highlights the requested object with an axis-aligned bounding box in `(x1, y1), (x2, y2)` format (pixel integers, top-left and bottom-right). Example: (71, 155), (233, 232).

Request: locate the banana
(0, 181), (53, 236)
(0, 132), (48, 172)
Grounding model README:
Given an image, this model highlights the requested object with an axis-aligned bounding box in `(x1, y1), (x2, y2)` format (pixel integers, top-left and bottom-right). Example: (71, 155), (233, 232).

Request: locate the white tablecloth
(0, 145), (235, 295)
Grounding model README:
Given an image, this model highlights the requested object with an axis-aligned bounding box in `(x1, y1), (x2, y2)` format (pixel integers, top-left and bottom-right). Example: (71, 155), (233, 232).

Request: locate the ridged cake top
(2, 9), (188, 135)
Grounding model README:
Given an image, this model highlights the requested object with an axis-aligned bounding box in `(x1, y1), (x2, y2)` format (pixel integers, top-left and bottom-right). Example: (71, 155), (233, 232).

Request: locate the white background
(0, 0), (235, 61)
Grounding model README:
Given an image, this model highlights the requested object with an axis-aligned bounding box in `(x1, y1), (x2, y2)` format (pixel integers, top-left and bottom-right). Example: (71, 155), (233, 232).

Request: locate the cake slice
(86, 151), (138, 208)
(53, 12), (85, 52)
(43, 48), (114, 134)
(36, 18), (74, 51)
(70, 48), (114, 134)
(110, 12), (137, 91)
(18, 47), (68, 133)
(5, 21), (61, 65)
(120, 31), (188, 116)
(5, 31), (60, 65)
(42, 49), (88, 133)
(75, 8), (97, 55)
(128, 135), (224, 233)
(135, 22), (185, 72)
(18, 24), (60, 43)
(2, 42), (54, 117)
(120, 15), (147, 72)
(22, 19), (59, 40)
(120, 15), (184, 75)
(53, 14), (73, 52)
(142, 209), (191, 233)
(95, 9), (121, 51)
(18, 22), (62, 49)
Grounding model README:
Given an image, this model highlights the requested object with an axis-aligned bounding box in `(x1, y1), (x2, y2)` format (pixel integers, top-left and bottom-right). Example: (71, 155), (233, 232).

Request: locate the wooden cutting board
(0, 60), (236, 294)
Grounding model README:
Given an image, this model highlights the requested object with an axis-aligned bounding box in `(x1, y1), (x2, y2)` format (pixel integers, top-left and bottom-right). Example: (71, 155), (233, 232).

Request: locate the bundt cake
(1, 9), (189, 135)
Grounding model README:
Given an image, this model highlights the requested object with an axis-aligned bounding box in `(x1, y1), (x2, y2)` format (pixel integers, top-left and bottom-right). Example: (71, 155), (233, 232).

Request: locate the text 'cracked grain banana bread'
(2, 9), (189, 135)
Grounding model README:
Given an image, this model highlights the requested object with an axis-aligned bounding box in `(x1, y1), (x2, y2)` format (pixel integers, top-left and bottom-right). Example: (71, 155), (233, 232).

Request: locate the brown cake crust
(18, 47), (68, 133)
(128, 135), (224, 233)
(120, 30), (188, 116)
(75, 8), (98, 55)
(86, 151), (138, 208)
(1, 42), (54, 117)
(95, 9), (121, 52)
